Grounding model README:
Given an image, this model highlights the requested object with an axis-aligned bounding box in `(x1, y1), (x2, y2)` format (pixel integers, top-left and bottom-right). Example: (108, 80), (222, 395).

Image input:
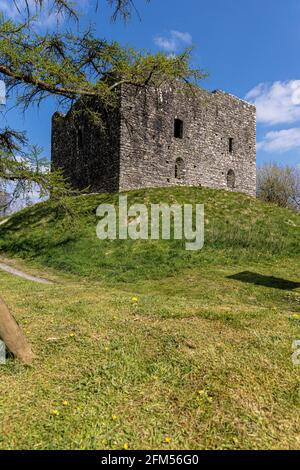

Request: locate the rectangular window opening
(229, 137), (234, 153)
(174, 119), (184, 139)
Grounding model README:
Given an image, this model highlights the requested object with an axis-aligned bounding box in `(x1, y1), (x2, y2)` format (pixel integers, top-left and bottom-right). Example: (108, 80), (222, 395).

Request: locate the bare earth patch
(0, 262), (53, 285)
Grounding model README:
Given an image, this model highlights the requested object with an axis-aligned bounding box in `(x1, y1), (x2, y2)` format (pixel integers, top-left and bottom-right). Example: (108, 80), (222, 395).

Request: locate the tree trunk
(0, 296), (35, 364)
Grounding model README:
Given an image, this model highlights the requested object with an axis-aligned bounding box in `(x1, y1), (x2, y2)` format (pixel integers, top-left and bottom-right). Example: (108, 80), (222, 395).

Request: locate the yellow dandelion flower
(51, 409), (60, 416)
(165, 437), (171, 444)
(292, 314), (300, 319)
(69, 333), (75, 338)
(123, 443), (129, 450)
(112, 415), (117, 421)
(198, 390), (205, 395)
(63, 401), (69, 407)
(131, 296), (138, 302)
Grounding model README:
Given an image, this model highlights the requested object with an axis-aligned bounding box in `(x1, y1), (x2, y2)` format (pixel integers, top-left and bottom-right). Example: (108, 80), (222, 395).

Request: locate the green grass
(0, 187), (299, 283)
(0, 187), (300, 449)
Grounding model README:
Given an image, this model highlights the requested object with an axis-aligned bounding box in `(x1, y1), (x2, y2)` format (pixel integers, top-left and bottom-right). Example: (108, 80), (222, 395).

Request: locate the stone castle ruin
(52, 82), (256, 197)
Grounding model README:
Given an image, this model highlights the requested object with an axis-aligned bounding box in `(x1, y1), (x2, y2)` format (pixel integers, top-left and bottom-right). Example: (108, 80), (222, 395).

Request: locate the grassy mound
(1, 187), (300, 449)
(0, 187), (299, 283)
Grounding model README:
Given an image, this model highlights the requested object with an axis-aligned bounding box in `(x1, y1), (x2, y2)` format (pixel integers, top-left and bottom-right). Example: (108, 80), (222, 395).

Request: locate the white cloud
(0, 0), (65, 27)
(0, 0), (17, 18)
(246, 80), (300, 126)
(257, 128), (300, 153)
(154, 30), (193, 53)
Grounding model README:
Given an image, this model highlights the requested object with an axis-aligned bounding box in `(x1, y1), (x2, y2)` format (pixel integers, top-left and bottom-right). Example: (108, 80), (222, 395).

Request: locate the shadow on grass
(228, 271), (300, 290)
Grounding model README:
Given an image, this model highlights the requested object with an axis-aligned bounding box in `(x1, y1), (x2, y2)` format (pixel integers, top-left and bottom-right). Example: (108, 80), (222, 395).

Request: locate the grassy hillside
(0, 187), (300, 450)
(0, 187), (299, 284)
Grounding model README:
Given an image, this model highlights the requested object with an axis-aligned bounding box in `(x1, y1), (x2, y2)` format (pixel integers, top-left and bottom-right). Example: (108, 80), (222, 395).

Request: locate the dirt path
(0, 262), (53, 285)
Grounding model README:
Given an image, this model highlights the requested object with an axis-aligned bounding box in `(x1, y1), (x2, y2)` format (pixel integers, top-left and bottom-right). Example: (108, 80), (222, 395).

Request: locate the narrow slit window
(229, 137), (234, 153)
(174, 119), (184, 139)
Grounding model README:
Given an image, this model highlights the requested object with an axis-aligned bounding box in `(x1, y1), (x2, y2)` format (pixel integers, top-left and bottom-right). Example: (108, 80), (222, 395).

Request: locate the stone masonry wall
(51, 82), (256, 197)
(52, 99), (121, 193)
(119, 83), (256, 196)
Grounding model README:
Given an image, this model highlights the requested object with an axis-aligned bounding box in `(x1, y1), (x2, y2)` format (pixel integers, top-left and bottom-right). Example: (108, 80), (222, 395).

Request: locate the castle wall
(119, 83), (256, 196)
(51, 82), (256, 197)
(52, 100), (121, 193)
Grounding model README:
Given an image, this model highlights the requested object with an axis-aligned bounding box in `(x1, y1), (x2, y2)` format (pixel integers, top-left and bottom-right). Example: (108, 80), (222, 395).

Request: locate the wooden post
(0, 296), (35, 364)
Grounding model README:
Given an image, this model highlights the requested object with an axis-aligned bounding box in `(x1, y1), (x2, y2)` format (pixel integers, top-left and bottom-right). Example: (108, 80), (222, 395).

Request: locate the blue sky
(1, 0), (300, 169)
